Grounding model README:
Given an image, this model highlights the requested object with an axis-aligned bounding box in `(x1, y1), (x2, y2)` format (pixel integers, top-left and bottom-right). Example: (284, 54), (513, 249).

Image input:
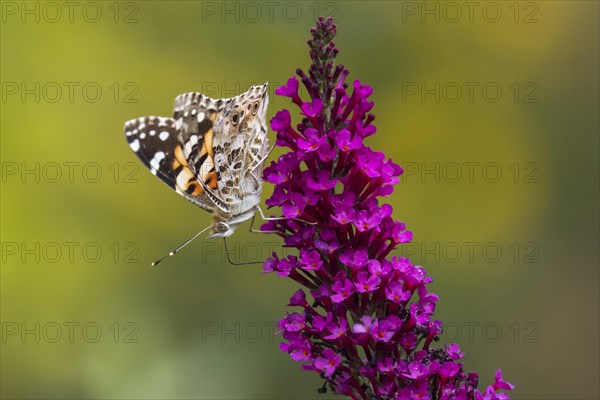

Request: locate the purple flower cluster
(262, 17), (514, 399)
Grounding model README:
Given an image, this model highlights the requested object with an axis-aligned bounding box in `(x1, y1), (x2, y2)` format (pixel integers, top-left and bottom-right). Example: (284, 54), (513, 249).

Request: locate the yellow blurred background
(1, 1), (598, 398)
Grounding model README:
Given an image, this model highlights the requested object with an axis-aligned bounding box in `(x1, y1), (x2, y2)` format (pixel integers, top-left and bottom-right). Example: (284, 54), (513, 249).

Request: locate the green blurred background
(1, 1), (598, 398)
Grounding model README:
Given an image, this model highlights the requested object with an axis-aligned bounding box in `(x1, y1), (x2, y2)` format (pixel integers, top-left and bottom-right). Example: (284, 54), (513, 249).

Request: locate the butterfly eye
(231, 113), (239, 125)
(216, 222), (229, 232)
(252, 102), (259, 115)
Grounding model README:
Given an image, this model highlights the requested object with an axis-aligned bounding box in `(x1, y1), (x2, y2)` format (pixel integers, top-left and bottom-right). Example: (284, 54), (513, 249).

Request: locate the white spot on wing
(183, 135), (199, 157)
(149, 130), (156, 136)
(176, 171), (189, 188)
(159, 131), (169, 141)
(184, 141), (192, 156)
(140, 133), (146, 139)
(150, 151), (165, 170)
(197, 112), (205, 123)
(130, 139), (140, 152)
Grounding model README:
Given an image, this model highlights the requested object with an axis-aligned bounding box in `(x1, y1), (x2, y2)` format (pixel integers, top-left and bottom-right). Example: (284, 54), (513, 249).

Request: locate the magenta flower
(302, 98), (324, 118)
(352, 316), (373, 334)
(335, 129), (363, 152)
(323, 318), (348, 340)
(402, 361), (429, 380)
(280, 312), (305, 332)
(353, 209), (382, 232)
(306, 170), (338, 191)
(314, 349), (342, 378)
(354, 272), (380, 293)
(440, 361), (462, 379)
(288, 289), (308, 307)
(288, 338), (312, 361)
(493, 369), (516, 391)
(298, 128), (327, 152)
(339, 248), (369, 270)
(385, 281), (411, 303)
(271, 109), (292, 132)
(275, 76), (302, 105)
(281, 192), (308, 218)
(299, 249), (323, 270)
(331, 279), (354, 303)
(263, 16), (514, 399)
(331, 207), (355, 225)
(371, 316), (400, 343)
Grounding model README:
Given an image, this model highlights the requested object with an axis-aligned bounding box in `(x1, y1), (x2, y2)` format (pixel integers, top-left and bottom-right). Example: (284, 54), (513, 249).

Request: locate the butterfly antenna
(222, 238), (263, 266)
(151, 225), (213, 266)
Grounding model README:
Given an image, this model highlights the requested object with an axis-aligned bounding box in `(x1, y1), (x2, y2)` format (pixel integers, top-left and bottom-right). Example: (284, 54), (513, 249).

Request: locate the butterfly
(124, 83), (270, 264)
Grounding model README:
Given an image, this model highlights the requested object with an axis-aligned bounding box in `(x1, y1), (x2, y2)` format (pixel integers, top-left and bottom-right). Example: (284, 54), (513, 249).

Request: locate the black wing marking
(124, 116), (214, 212)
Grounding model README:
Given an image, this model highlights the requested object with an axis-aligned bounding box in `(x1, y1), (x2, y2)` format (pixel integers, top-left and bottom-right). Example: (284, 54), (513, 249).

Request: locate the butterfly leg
(248, 212), (279, 234)
(222, 237), (263, 266)
(256, 205), (289, 221)
(255, 205), (317, 225)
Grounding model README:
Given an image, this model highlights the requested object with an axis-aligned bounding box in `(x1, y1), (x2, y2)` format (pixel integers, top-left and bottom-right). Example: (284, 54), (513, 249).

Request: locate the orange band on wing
(174, 145), (188, 166)
(176, 165), (204, 196)
(205, 170), (218, 190)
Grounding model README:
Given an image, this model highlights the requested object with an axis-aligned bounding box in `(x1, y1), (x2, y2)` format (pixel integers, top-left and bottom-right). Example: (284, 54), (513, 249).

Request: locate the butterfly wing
(124, 85), (269, 216)
(124, 115), (214, 212)
(171, 92), (230, 212)
(212, 83), (269, 207)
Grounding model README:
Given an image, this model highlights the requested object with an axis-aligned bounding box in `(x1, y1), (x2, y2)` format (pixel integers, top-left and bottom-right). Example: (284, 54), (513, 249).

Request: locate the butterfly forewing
(124, 117), (178, 186)
(124, 115), (214, 211)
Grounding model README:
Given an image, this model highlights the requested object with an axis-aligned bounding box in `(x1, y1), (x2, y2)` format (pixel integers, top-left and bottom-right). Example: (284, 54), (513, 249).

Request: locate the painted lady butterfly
(124, 84), (270, 264)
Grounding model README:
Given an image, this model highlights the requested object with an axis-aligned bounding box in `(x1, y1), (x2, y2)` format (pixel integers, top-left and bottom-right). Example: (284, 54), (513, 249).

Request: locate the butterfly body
(124, 83), (269, 238)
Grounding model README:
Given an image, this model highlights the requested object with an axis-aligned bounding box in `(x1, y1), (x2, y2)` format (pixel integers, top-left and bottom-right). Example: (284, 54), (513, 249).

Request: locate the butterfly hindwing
(212, 84), (270, 204)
